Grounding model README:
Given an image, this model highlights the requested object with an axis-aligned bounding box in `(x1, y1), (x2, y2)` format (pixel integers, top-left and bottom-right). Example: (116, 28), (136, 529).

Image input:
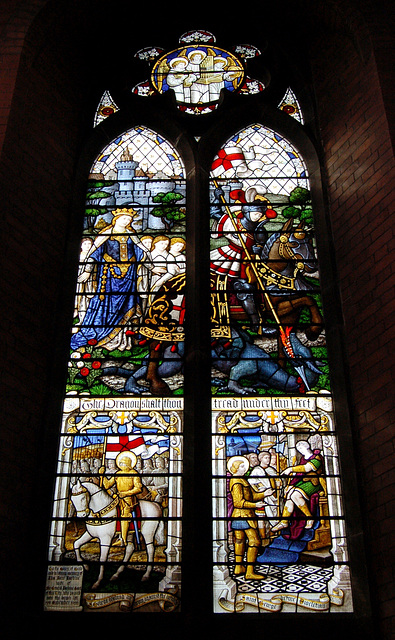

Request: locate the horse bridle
(255, 233), (306, 291)
(71, 485), (119, 519)
(71, 485), (91, 517)
(278, 233), (305, 273)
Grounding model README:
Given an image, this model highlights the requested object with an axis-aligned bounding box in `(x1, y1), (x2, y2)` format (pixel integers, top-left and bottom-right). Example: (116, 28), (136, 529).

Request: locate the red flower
(88, 339), (98, 346)
(91, 361), (101, 369)
(82, 353), (91, 359)
(80, 367), (90, 377)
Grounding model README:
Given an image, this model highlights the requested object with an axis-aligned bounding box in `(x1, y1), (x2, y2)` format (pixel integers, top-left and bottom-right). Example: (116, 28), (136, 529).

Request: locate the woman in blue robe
(71, 209), (144, 351)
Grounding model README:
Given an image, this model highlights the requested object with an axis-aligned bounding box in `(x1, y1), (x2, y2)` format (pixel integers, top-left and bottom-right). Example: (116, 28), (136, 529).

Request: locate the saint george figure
(210, 186), (277, 329)
(70, 208), (144, 351)
(228, 455), (267, 580)
(210, 186), (277, 281)
(271, 437), (325, 538)
(99, 451), (143, 547)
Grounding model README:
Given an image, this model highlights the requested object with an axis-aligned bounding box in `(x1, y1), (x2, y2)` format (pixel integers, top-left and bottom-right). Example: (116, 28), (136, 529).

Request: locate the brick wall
(0, 1), (47, 152)
(310, 8), (394, 637)
(0, 1), (92, 610)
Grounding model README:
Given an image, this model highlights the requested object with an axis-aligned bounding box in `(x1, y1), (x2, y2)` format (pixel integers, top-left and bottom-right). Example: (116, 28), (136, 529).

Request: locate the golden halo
(116, 451), (137, 469)
(227, 455), (249, 475)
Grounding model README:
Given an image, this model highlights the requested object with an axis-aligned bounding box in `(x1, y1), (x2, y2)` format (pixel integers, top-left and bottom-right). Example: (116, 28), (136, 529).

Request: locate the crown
(111, 207), (138, 219)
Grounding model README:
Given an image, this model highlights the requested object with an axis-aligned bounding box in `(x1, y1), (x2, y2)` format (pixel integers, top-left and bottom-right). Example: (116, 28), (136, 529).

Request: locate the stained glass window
(133, 30), (264, 115)
(279, 88), (304, 124)
(45, 126), (185, 612)
(45, 29), (356, 617)
(94, 90), (120, 127)
(210, 125), (352, 613)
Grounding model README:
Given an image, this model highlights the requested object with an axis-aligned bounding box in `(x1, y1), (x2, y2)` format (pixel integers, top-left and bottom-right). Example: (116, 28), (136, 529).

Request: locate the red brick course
(310, 7), (394, 636)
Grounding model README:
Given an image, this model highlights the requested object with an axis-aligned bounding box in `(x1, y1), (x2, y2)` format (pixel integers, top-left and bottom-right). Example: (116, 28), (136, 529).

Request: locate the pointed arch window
(209, 124), (351, 612)
(94, 90), (120, 127)
(45, 29), (355, 617)
(45, 126), (186, 611)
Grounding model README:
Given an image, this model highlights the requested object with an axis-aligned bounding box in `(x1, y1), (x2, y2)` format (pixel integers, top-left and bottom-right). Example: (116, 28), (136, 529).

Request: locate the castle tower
(114, 147), (139, 206)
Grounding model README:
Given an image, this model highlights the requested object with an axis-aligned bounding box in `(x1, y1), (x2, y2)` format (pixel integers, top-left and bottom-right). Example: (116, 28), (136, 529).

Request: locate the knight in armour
(228, 455), (268, 580)
(210, 185), (277, 329)
(99, 451), (143, 546)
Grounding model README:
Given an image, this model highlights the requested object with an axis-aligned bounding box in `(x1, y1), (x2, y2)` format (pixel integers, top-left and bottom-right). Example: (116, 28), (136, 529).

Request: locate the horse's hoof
(305, 327), (322, 341)
(112, 538), (124, 547)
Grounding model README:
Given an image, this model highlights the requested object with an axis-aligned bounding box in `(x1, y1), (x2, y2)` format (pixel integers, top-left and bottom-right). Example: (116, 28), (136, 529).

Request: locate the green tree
(85, 182), (115, 228)
(282, 187), (314, 226)
(86, 190), (112, 200)
(151, 191), (185, 231)
(289, 186), (310, 205)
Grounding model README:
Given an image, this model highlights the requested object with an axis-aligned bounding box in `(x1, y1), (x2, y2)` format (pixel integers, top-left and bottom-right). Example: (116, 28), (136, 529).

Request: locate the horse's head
(265, 219), (317, 274)
(286, 223), (316, 271)
(70, 480), (90, 518)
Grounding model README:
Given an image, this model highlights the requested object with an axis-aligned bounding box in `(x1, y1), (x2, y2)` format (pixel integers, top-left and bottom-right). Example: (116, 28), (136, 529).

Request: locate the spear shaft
(213, 181), (285, 336)
(212, 180), (310, 389)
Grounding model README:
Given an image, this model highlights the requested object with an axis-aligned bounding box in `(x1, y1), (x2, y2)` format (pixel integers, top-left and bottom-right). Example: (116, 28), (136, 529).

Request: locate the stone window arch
(41, 26), (369, 626)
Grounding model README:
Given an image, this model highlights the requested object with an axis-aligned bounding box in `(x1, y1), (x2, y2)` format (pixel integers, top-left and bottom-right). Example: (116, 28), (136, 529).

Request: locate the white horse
(70, 480), (163, 589)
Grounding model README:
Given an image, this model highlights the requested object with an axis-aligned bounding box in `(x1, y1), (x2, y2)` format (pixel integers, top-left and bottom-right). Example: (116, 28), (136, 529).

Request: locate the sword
(131, 508), (141, 547)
